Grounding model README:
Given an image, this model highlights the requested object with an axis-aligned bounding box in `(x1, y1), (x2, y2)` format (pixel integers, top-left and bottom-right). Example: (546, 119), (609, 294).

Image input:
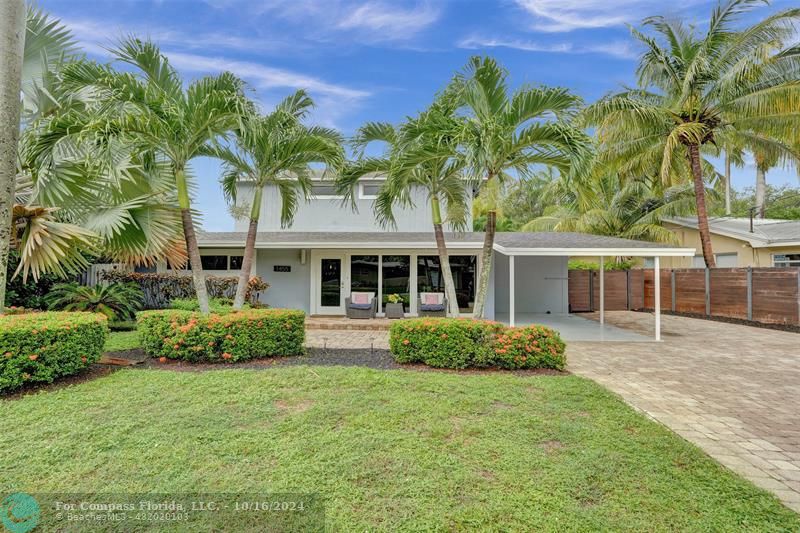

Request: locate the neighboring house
(662, 217), (800, 268)
(163, 174), (693, 334)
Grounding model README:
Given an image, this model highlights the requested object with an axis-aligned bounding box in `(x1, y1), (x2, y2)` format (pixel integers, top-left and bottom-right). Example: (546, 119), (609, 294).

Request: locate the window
(311, 183), (343, 199)
(773, 254), (800, 267)
(715, 252), (738, 267)
(359, 181), (382, 200)
(229, 256), (244, 270)
(200, 255), (229, 270)
(382, 255), (411, 312)
(350, 255), (379, 295)
(691, 255), (705, 268)
(417, 255), (477, 313)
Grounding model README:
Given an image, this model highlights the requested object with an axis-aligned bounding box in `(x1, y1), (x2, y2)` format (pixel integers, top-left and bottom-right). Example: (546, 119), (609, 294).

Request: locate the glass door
(317, 255), (345, 315)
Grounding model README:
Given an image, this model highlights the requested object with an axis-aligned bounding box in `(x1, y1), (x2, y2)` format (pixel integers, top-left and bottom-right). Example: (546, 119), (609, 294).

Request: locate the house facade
(662, 217), (800, 268)
(166, 174), (693, 337)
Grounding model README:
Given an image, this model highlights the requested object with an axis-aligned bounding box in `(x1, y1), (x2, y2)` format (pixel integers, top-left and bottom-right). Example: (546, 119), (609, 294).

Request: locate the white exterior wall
(234, 181), (474, 233)
(493, 255), (569, 315)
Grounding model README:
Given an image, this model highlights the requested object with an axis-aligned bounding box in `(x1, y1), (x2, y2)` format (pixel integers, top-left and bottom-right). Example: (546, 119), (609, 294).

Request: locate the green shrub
(168, 297), (248, 313)
(45, 282), (143, 321)
(390, 318), (505, 369)
(138, 309), (305, 363)
(99, 271), (269, 309)
(491, 325), (566, 370)
(389, 318), (566, 370)
(0, 312), (108, 393)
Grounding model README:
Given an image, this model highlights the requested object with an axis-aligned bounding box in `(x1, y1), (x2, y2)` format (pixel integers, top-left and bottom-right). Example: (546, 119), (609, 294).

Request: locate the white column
(599, 256), (605, 325)
(509, 255), (515, 327)
(654, 256), (661, 341)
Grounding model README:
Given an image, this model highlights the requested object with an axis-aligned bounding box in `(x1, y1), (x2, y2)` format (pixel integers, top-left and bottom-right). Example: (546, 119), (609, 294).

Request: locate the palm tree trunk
(755, 166), (766, 219)
(724, 151), (732, 215)
(0, 0), (25, 315)
(233, 185), (262, 309)
(175, 167), (210, 314)
(233, 218), (258, 309)
(473, 208), (496, 318)
(688, 144), (716, 268)
(431, 197), (459, 318)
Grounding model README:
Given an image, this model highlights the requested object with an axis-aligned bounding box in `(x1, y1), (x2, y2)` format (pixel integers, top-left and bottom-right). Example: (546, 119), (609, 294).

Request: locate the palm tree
(584, 0), (800, 267)
(63, 38), (249, 313)
(524, 172), (699, 244)
(753, 150), (781, 219)
(213, 90), (344, 309)
(449, 56), (590, 318)
(0, 0), (27, 313)
(339, 97), (470, 317)
(46, 282), (143, 321)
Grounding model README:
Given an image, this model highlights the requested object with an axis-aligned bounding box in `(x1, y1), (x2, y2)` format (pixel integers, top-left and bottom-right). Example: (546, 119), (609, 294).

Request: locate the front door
(316, 254), (345, 315)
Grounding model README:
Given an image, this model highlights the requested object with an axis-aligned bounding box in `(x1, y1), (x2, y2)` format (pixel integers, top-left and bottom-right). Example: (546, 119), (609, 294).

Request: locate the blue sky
(39, 0), (799, 230)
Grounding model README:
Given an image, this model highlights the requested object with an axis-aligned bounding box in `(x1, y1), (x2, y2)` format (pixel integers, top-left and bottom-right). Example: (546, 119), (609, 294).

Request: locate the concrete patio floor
(568, 311), (800, 513)
(495, 312), (652, 342)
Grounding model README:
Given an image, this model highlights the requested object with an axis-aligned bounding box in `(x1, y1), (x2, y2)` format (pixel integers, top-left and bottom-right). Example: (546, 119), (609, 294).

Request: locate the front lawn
(104, 330), (140, 352)
(2, 367), (797, 531)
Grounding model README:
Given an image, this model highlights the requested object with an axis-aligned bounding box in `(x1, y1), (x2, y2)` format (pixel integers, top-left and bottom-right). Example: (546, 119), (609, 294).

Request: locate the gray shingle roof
(667, 217), (800, 246)
(198, 230), (686, 252)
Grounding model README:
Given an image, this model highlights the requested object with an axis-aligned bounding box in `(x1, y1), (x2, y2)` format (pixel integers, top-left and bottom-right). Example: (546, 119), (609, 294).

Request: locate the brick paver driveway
(568, 311), (800, 512)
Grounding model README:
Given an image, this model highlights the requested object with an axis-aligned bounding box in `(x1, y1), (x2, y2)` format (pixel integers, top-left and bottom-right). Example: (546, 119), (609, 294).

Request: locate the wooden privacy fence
(568, 268), (800, 326)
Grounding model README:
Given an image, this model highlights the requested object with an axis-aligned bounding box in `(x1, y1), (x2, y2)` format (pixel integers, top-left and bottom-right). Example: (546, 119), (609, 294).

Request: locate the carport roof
(198, 231), (694, 256)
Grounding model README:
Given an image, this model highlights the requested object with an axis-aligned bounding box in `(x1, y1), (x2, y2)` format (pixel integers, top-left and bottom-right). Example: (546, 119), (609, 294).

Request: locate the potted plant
(384, 294), (405, 319)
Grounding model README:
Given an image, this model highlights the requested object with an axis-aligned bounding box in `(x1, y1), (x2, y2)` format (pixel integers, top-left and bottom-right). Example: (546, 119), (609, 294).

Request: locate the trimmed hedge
(138, 309), (305, 363)
(0, 312), (109, 393)
(99, 271), (269, 309)
(389, 318), (566, 370)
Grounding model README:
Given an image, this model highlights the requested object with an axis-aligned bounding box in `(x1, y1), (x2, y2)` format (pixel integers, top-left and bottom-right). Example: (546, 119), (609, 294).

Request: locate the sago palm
(339, 95), (470, 317)
(583, 0), (800, 266)
(62, 38), (249, 313)
(213, 90), (344, 309)
(46, 282), (143, 321)
(449, 56), (590, 318)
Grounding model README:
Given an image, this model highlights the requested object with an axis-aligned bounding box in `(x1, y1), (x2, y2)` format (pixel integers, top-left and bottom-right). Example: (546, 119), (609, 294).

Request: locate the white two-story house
(182, 171), (692, 336)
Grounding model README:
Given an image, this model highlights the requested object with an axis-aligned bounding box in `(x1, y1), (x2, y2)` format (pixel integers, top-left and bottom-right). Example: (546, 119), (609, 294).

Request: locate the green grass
(104, 330), (140, 352)
(2, 367), (797, 531)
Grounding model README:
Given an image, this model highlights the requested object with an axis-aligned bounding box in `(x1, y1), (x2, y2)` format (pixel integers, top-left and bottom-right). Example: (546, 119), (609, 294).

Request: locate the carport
(489, 233), (695, 341)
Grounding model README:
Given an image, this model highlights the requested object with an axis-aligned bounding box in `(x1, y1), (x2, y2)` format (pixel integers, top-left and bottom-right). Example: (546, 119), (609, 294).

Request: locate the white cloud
(514, 0), (695, 32)
(458, 36), (638, 59)
(336, 2), (441, 40)
(259, 0), (441, 42)
(165, 51), (370, 100)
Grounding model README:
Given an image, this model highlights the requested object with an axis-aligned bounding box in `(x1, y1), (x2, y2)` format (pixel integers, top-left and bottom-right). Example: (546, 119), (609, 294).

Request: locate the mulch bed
(2, 348), (567, 400)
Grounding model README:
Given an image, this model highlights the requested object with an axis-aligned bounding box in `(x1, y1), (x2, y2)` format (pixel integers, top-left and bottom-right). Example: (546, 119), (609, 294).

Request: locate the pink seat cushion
(351, 292), (372, 305)
(421, 293), (443, 305)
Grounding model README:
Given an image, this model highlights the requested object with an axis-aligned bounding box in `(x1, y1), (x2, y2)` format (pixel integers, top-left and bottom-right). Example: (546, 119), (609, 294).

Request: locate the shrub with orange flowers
(389, 318), (565, 370)
(0, 311), (108, 393)
(137, 309), (305, 363)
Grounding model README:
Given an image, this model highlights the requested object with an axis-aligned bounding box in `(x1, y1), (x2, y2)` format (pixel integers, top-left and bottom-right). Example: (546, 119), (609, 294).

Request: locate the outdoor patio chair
(418, 292), (447, 317)
(346, 292), (377, 319)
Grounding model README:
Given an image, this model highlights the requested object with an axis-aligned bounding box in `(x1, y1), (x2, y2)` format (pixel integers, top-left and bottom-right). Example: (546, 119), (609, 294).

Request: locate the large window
(351, 255), (379, 296)
(311, 183), (343, 199)
(200, 255), (229, 270)
(774, 254), (800, 267)
(417, 255), (476, 312)
(382, 255), (410, 311)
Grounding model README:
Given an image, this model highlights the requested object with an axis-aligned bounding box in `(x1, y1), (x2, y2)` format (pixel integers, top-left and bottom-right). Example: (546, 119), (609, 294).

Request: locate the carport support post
(599, 256), (605, 325)
(654, 256), (661, 341)
(509, 255), (515, 327)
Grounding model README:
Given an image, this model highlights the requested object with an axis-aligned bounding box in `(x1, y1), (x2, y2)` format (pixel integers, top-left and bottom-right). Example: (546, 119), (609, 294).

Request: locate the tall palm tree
(753, 150), (781, 219)
(449, 56), (590, 318)
(339, 97), (470, 317)
(213, 90), (344, 309)
(0, 0), (28, 313)
(64, 38), (249, 313)
(584, 0), (800, 267)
